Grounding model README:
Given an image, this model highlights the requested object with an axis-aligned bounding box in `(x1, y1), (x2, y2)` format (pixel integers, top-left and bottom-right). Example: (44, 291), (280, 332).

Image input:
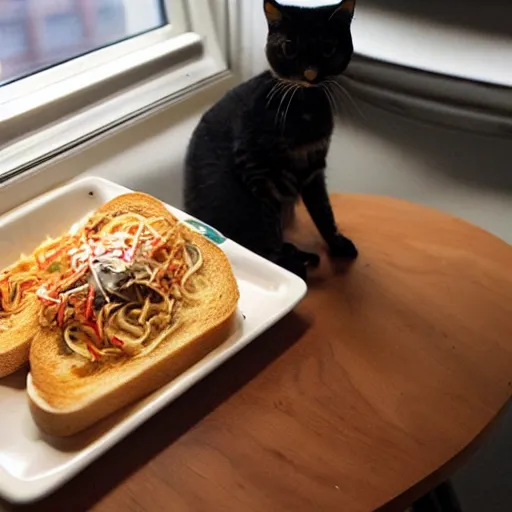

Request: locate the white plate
(0, 176), (307, 504)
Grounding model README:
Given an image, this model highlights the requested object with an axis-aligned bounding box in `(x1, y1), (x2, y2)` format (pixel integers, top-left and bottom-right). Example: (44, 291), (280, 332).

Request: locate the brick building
(0, 0), (140, 84)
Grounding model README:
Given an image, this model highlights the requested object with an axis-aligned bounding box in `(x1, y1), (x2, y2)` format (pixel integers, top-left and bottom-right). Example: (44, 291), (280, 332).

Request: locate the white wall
(328, 105), (512, 244)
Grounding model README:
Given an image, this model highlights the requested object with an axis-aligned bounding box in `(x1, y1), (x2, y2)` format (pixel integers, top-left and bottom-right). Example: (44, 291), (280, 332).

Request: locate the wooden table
(6, 195), (512, 512)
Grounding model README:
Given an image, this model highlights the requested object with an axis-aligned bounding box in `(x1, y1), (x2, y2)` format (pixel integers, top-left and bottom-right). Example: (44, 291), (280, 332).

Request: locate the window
(0, 1), (166, 85)
(0, 0), (234, 181)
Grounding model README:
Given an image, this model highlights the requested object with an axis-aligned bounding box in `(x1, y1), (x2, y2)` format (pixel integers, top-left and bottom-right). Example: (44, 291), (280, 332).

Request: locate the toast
(0, 238), (77, 378)
(0, 294), (40, 378)
(28, 193), (239, 436)
(0, 255), (38, 377)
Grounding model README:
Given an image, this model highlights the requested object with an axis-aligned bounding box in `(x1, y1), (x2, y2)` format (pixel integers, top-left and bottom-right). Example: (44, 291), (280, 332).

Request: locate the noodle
(0, 236), (77, 321)
(36, 212), (204, 363)
(181, 244), (203, 300)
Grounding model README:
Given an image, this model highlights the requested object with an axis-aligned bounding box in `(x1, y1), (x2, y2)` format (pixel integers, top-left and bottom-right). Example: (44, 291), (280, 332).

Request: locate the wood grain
(5, 194), (512, 512)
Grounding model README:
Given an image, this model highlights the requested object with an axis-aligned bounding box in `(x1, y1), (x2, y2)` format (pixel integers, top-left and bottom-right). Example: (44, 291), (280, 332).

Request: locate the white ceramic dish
(0, 176), (307, 504)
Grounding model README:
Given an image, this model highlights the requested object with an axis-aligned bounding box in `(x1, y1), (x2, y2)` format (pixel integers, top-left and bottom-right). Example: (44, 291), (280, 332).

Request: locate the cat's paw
(297, 250), (321, 268)
(278, 244), (320, 280)
(281, 257), (308, 281)
(282, 243), (320, 268)
(328, 234), (358, 260)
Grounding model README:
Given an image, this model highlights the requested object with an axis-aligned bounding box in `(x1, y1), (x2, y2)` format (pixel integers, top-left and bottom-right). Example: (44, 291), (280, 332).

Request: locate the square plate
(0, 176), (307, 504)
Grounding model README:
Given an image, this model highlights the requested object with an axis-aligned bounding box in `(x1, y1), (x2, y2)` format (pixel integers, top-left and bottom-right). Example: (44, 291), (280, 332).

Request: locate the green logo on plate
(184, 219), (226, 245)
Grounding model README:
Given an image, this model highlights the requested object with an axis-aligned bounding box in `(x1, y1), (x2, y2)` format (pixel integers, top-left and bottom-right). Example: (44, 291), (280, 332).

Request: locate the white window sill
(0, 75), (235, 218)
(1, 47), (229, 183)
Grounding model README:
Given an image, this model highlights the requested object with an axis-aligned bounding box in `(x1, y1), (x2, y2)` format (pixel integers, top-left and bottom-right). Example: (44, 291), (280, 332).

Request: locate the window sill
(2, 31), (204, 140)
(0, 75), (235, 218)
(1, 55), (230, 184)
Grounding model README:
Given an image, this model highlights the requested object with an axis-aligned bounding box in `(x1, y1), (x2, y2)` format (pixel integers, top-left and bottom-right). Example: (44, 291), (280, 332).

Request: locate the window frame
(0, 0), (235, 182)
(1, 1), (189, 101)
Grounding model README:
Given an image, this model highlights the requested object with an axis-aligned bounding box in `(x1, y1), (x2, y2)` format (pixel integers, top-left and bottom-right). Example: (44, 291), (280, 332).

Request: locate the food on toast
(28, 193), (239, 436)
(0, 235), (78, 378)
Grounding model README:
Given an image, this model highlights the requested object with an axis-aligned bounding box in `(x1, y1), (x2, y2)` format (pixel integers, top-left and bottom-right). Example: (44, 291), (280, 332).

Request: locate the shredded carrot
(87, 343), (101, 362)
(85, 285), (95, 321)
(111, 337), (124, 348)
(57, 298), (66, 327)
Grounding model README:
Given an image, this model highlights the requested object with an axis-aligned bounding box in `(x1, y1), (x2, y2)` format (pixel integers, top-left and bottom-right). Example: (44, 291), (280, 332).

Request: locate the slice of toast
(0, 252), (68, 378)
(27, 193), (239, 436)
(0, 255), (40, 377)
(0, 295), (40, 378)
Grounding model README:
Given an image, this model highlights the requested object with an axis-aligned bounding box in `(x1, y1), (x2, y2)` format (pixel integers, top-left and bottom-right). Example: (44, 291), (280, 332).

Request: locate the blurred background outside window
(0, 0), (166, 86)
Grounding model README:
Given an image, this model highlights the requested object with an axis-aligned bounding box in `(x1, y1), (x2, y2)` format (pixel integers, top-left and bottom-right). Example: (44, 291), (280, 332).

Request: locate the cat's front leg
(301, 172), (358, 260)
(231, 173), (318, 279)
(233, 143), (321, 278)
(243, 180), (320, 279)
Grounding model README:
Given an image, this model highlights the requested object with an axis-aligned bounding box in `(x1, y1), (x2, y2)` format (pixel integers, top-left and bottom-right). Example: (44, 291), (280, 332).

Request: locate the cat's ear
(264, 1), (282, 24)
(332, 0), (356, 19)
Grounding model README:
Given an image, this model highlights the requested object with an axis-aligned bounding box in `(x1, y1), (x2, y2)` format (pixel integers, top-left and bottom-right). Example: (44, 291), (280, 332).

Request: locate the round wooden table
(7, 195), (512, 512)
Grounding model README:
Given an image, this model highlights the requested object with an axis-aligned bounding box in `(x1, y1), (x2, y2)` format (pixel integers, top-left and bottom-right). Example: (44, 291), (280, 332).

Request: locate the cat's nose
(304, 68), (318, 82)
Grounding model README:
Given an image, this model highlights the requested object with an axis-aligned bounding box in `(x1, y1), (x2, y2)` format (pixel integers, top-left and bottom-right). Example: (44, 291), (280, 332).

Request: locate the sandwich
(27, 193), (239, 436)
(0, 234), (79, 378)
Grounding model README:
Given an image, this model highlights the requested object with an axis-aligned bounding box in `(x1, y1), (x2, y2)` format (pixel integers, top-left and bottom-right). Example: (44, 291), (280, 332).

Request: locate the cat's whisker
(319, 84), (332, 114)
(336, 81), (365, 120)
(329, 91), (341, 119)
(325, 89), (336, 118)
(267, 80), (284, 97)
(324, 82), (353, 123)
(266, 80), (288, 107)
(281, 84), (300, 132)
(266, 91), (279, 109)
(321, 84), (338, 119)
(266, 85), (279, 104)
(330, 83), (352, 122)
(275, 84), (295, 127)
(319, 85), (329, 110)
(327, 80), (366, 121)
(274, 83), (291, 120)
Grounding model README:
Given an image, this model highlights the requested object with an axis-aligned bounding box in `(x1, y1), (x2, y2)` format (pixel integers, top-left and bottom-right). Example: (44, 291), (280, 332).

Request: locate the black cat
(184, 0), (358, 280)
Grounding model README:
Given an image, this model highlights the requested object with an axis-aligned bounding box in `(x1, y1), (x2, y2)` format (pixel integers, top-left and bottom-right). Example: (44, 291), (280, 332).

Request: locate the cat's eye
(323, 40), (337, 58)
(281, 40), (298, 59)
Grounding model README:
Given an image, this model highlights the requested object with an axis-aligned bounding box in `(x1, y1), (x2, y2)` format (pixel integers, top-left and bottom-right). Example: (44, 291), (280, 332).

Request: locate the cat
(184, 0), (358, 280)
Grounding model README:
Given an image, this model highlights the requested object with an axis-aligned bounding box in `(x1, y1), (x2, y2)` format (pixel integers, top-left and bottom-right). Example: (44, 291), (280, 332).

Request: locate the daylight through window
(0, 0), (166, 86)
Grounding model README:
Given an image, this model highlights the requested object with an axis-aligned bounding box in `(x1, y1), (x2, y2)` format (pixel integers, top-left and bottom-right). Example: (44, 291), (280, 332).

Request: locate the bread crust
(27, 193), (239, 436)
